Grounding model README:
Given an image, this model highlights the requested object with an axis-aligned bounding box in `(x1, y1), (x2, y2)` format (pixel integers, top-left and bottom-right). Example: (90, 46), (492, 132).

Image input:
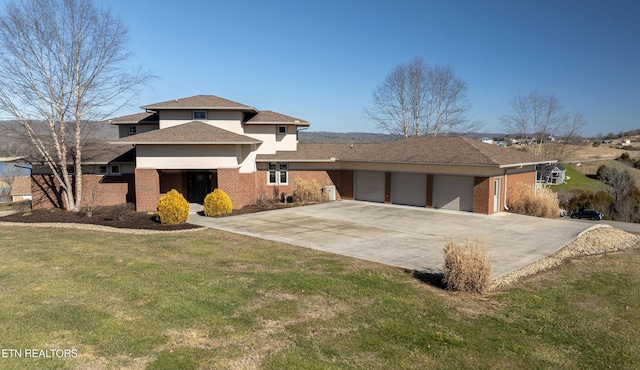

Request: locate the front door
(187, 171), (212, 203)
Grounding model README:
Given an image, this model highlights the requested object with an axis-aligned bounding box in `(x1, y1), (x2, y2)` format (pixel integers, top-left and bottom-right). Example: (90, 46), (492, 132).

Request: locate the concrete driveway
(189, 201), (593, 278)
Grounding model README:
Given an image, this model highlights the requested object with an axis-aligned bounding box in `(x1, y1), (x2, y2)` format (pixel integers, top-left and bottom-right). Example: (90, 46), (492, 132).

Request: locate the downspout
(503, 171), (509, 211)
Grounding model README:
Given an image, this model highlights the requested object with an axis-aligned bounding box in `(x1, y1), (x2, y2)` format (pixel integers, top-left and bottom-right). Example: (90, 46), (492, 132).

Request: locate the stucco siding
(136, 144), (239, 169)
(159, 110), (244, 132)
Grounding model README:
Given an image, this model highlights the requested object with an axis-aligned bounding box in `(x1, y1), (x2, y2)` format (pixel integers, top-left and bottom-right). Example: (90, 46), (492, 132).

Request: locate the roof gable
(141, 95), (255, 111)
(111, 121), (261, 145)
(106, 112), (158, 125)
(9, 176), (31, 195)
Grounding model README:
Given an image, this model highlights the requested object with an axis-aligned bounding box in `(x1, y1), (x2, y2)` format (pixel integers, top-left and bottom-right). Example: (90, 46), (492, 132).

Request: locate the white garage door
(355, 171), (385, 203)
(434, 175), (474, 211)
(391, 173), (427, 207)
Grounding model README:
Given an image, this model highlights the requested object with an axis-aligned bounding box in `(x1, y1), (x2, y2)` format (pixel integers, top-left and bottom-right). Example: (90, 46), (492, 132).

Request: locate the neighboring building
(30, 94), (555, 214)
(480, 137), (494, 145)
(9, 176), (32, 202)
(537, 163), (566, 185)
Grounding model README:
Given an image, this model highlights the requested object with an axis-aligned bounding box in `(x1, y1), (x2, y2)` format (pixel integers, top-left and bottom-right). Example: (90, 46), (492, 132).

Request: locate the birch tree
(364, 56), (474, 137)
(501, 90), (586, 159)
(0, 0), (151, 211)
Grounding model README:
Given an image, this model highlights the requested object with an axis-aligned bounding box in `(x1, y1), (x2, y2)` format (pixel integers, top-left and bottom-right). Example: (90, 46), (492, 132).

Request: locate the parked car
(570, 209), (604, 220)
(559, 208), (568, 217)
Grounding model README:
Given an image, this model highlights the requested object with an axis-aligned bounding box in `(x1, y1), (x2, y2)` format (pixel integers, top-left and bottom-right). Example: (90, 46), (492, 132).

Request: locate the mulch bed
(0, 203), (299, 231)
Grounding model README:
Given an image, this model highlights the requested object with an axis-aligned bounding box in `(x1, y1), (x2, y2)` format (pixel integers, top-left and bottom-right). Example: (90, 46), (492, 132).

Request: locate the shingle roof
(83, 144), (135, 164)
(245, 110), (310, 126)
(257, 136), (555, 167)
(111, 121), (261, 145)
(9, 176), (31, 196)
(106, 112), (158, 125)
(141, 95), (256, 111)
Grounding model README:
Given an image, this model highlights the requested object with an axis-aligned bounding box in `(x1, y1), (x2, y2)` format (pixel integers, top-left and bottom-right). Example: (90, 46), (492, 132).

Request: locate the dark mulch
(0, 205), (198, 231)
(0, 202), (301, 231)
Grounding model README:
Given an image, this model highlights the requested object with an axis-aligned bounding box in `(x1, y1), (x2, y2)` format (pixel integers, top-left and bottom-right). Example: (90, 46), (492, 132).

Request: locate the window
(98, 165), (108, 174)
(110, 165), (121, 175)
(277, 125), (287, 134)
(66, 165), (75, 175)
(268, 162), (288, 185)
(193, 111), (207, 120)
(128, 125), (137, 135)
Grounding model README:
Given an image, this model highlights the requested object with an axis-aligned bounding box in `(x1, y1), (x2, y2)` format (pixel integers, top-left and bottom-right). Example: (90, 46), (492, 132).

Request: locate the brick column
(473, 177), (491, 214)
(135, 168), (160, 212)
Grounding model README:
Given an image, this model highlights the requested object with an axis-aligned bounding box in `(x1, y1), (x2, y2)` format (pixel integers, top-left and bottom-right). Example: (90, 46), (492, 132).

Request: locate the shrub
(292, 178), (326, 203)
(255, 191), (277, 208)
(507, 183), (559, 218)
(203, 189), (233, 217)
(442, 238), (492, 294)
(156, 189), (189, 224)
(105, 203), (134, 222)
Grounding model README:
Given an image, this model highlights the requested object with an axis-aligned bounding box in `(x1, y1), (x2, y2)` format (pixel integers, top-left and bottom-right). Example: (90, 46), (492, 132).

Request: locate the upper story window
(193, 111), (207, 120)
(128, 125), (137, 135)
(98, 165), (108, 174)
(110, 165), (121, 175)
(277, 125), (287, 134)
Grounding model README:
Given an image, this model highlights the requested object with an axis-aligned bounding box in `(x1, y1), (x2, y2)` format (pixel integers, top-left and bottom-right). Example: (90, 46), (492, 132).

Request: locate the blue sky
(107, 0), (638, 137)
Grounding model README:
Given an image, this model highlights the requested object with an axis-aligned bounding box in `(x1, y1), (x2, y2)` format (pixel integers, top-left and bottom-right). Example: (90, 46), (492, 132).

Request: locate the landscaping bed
(0, 202), (300, 230)
(0, 205), (199, 231)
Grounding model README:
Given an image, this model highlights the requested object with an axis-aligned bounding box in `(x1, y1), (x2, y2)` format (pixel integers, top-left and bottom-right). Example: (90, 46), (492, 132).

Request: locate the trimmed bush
(203, 189), (233, 217)
(507, 182), (559, 219)
(442, 238), (492, 294)
(292, 178), (326, 203)
(156, 189), (189, 224)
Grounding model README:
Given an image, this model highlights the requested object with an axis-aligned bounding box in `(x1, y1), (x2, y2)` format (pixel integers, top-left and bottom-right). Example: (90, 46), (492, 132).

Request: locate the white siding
(136, 144), (239, 169)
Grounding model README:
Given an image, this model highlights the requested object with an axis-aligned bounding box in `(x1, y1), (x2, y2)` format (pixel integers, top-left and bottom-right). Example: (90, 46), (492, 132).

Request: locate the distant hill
(299, 131), (506, 143)
(298, 131), (401, 143)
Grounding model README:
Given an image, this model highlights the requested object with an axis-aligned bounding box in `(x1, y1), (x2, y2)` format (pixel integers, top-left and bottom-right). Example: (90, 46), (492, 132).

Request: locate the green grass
(552, 164), (608, 193)
(1, 226), (640, 369)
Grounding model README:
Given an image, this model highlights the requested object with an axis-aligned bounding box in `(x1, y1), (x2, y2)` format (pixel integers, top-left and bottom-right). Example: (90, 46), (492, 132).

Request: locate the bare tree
(364, 56), (475, 137)
(0, 0), (151, 211)
(501, 90), (586, 159)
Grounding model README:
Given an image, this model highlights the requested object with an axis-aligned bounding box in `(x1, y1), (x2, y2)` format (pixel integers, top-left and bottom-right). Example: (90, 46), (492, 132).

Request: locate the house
(30, 94), (555, 215)
(9, 176), (32, 202)
(480, 137), (494, 145)
(537, 163), (566, 185)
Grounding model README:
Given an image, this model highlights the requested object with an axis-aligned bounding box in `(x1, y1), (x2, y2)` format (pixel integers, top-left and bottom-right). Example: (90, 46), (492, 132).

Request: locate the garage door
(391, 173), (427, 207)
(434, 175), (474, 211)
(354, 171), (385, 203)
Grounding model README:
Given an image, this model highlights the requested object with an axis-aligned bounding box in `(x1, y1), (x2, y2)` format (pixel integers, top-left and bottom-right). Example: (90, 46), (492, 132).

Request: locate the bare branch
(0, 0), (153, 211)
(364, 57), (472, 137)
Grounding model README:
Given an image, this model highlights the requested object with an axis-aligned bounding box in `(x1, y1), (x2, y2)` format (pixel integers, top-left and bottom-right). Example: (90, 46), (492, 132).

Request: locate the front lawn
(1, 226), (639, 369)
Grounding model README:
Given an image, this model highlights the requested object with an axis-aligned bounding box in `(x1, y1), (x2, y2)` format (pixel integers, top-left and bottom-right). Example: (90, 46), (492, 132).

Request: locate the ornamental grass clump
(292, 178), (325, 203)
(156, 189), (189, 224)
(508, 182), (559, 219)
(442, 238), (493, 294)
(203, 189), (233, 216)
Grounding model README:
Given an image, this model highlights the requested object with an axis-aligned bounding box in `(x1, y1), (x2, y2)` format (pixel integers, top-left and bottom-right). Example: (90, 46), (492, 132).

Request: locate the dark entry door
(187, 171), (211, 203)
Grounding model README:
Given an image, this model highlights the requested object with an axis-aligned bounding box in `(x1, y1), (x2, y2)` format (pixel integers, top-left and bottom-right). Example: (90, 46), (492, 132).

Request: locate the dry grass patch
(443, 238), (493, 294)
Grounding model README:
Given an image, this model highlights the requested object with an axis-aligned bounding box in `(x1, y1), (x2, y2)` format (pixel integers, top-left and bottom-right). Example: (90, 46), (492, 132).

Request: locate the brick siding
(31, 174), (131, 210)
(135, 168), (160, 212)
(473, 177), (491, 214)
